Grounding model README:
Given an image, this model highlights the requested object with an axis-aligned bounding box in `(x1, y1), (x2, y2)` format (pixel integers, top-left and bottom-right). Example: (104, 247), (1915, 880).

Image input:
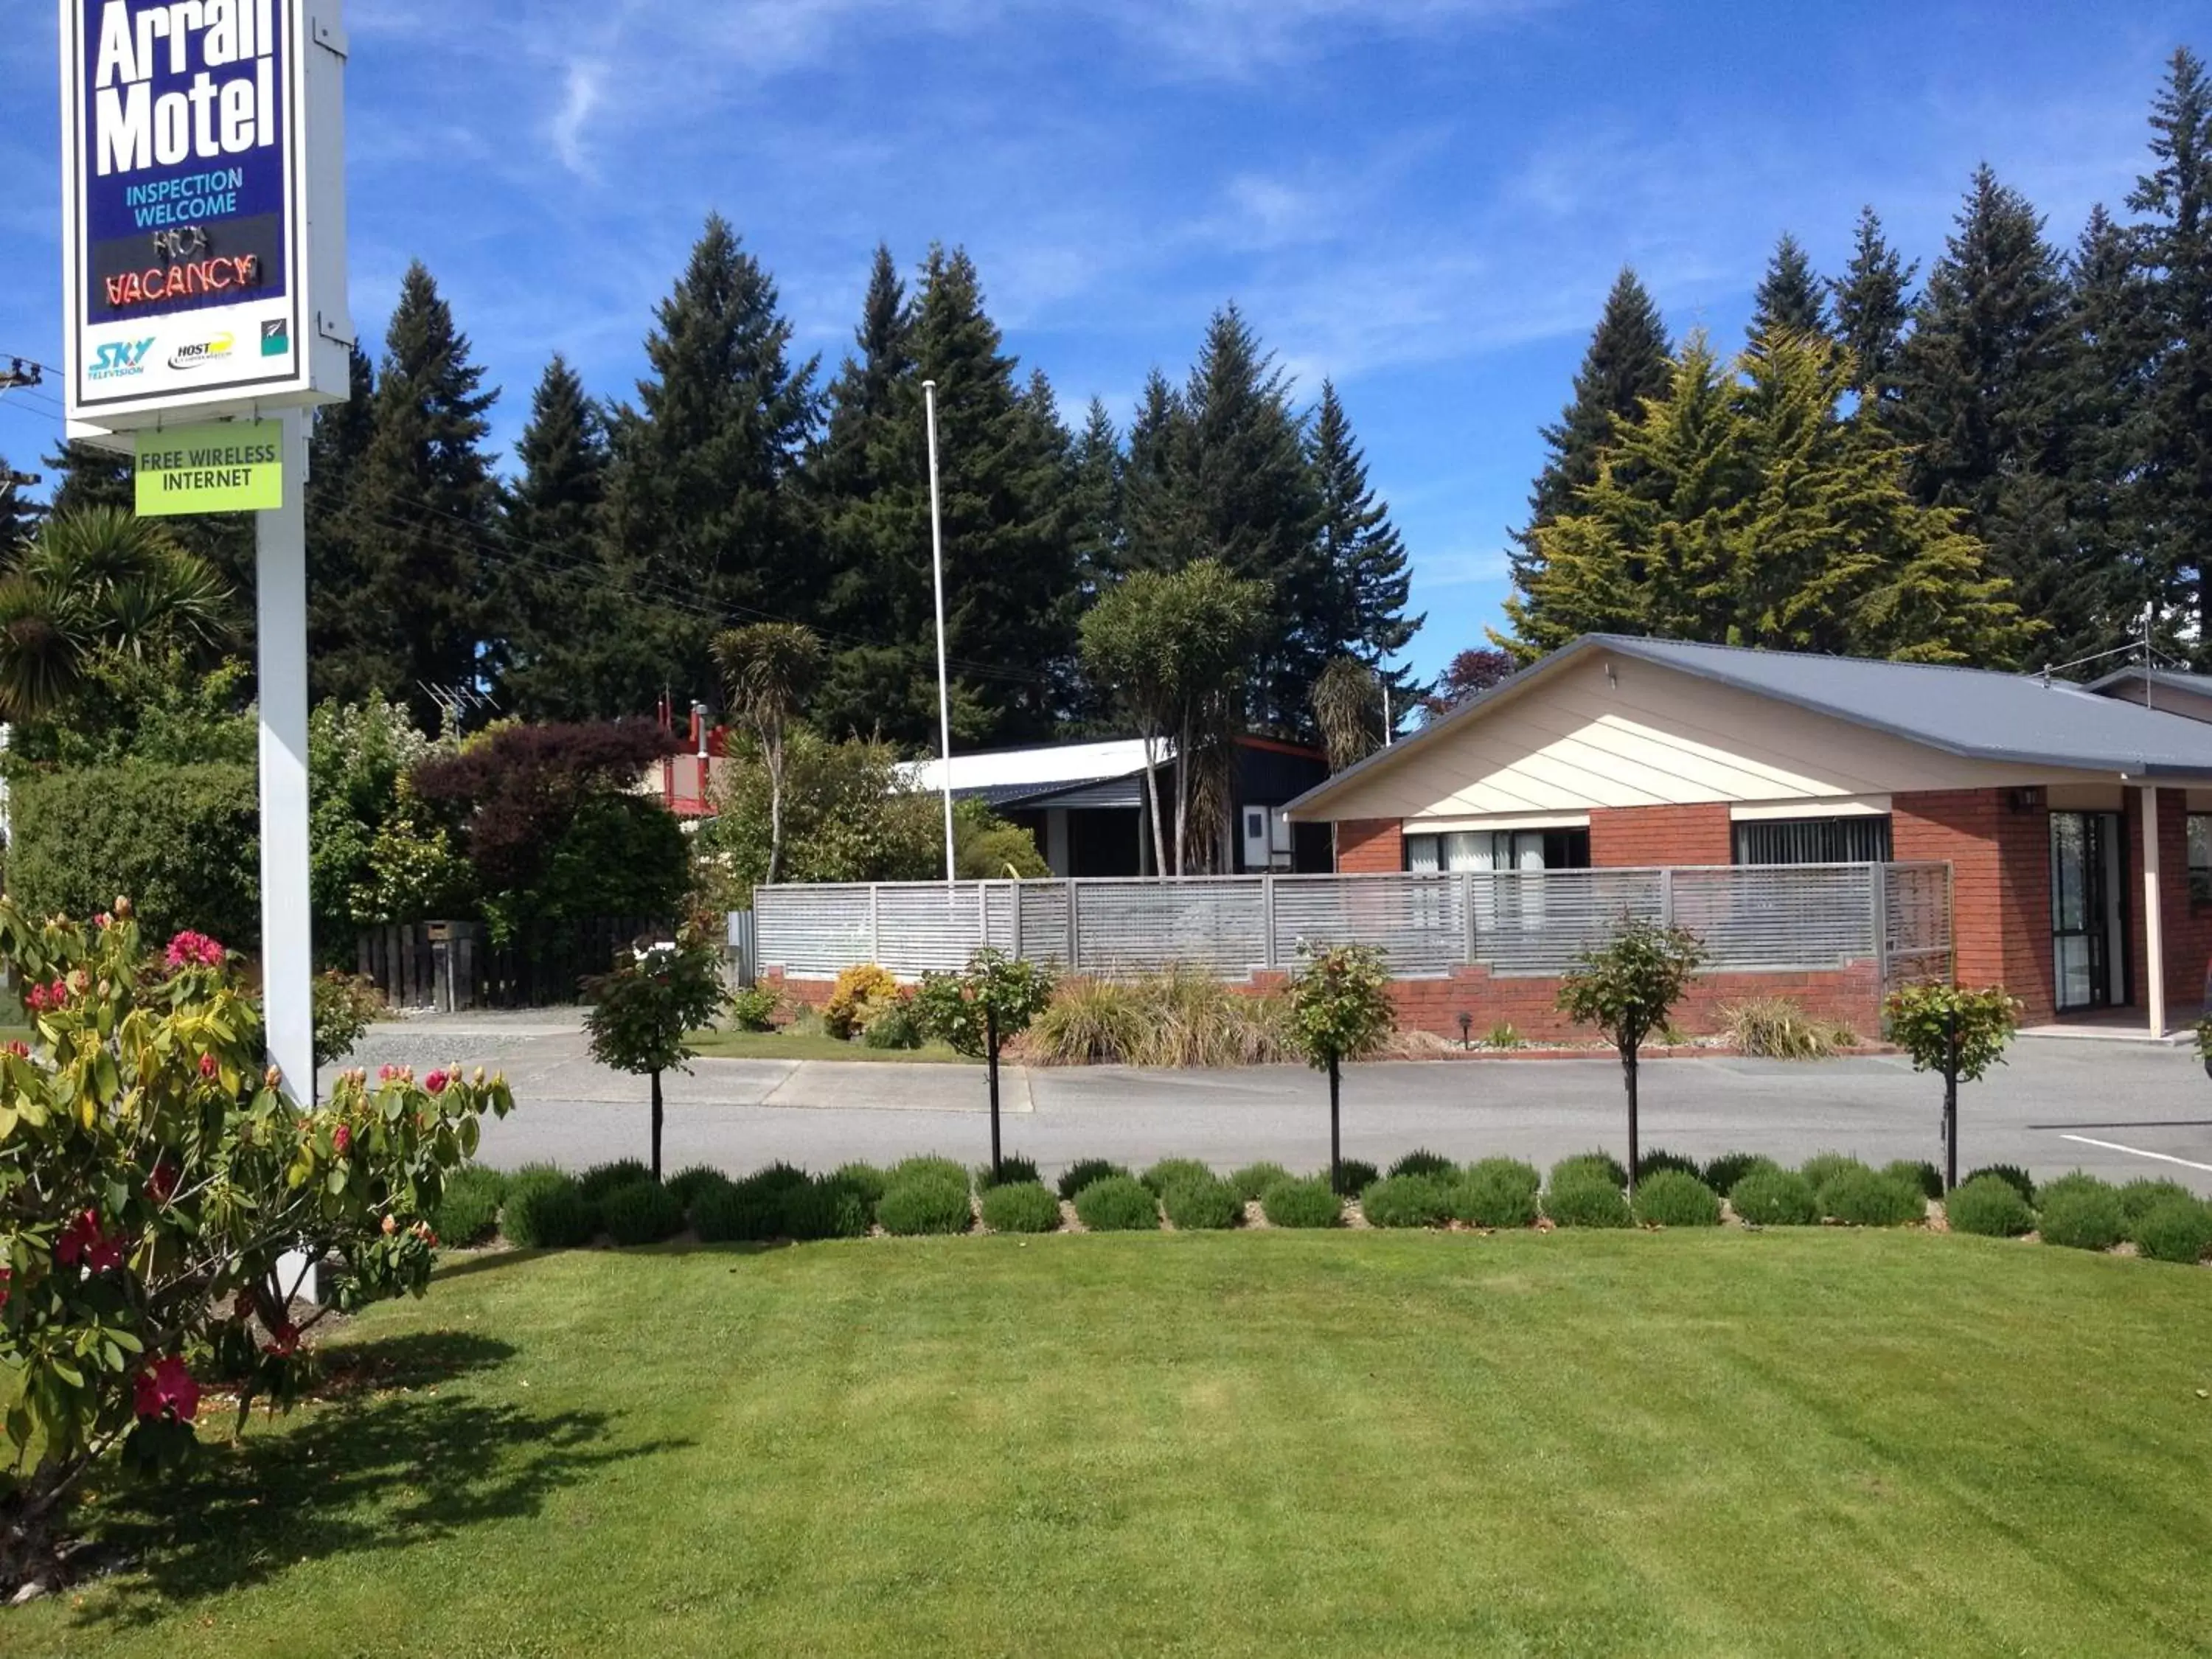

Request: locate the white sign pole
(923, 378), (956, 888)
(257, 407), (314, 1100)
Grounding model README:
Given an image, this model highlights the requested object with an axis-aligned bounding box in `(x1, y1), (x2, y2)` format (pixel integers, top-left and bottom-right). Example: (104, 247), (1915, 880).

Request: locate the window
(1405, 829), (1590, 872)
(1732, 815), (1893, 866)
(2190, 814), (2212, 904)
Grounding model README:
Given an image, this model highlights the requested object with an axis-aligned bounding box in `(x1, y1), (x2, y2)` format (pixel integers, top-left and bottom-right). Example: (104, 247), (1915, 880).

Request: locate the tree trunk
(1172, 713), (1192, 877)
(765, 720), (785, 887)
(1141, 732), (1169, 877)
(1622, 1044), (1638, 1195)
(650, 1068), (664, 1183)
(1329, 1051), (1342, 1194)
(987, 1004), (1003, 1183)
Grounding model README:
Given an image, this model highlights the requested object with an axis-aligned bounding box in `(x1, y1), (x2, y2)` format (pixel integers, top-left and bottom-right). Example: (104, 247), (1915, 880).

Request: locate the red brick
(1587, 803), (1733, 867)
(1891, 787), (2052, 1023)
(1335, 818), (1405, 874)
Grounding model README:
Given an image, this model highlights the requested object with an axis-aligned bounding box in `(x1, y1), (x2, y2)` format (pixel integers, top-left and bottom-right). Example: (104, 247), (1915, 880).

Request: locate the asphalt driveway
(330, 1013), (2212, 1192)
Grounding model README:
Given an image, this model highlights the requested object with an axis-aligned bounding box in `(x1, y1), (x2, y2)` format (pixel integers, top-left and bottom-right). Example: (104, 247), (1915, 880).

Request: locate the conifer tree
(1307, 380), (1419, 706)
(1503, 332), (2032, 668)
(305, 342), (375, 702)
(0, 456), (39, 550)
(1830, 207), (1917, 404)
(1511, 268), (1672, 585)
(1893, 166), (2074, 619)
(2128, 47), (2212, 653)
(335, 261), (501, 726)
(1750, 232), (1829, 341)
(601, 215), (819, 717)
(1119, 369), (1193, 575)
(44, 437), (252, 618)
(501, 355), (615, 720)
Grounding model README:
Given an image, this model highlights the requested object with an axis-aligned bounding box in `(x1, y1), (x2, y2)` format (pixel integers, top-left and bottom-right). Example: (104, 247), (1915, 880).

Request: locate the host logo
(167, 333), (236, 371)
(87, 339), (156, 380)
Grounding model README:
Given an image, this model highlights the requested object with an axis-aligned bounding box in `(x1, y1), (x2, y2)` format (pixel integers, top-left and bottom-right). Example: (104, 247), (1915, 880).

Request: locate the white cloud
(549, 60), (606, 178)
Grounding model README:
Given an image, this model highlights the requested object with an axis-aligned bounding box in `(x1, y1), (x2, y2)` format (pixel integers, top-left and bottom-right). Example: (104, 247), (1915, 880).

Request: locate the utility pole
(0, 359), (41, 394)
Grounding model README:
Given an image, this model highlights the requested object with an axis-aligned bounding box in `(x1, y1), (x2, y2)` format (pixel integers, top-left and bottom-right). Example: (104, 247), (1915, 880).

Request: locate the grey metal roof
(2086, 665), (2212, 701)
(956, 776), (1130, 810)
(1287, 633), (2212, 817)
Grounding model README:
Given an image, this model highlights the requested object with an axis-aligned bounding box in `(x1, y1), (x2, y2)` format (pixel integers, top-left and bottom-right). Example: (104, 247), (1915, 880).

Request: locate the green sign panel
(134, 422), (284, 515)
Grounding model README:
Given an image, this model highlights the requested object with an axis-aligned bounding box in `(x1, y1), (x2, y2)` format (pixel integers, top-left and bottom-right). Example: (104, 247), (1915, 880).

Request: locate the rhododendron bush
(0, 897), (513, 1562)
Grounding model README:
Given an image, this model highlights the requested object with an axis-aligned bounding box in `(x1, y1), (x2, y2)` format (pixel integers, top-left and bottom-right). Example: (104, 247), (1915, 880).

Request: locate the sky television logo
(86, 337), (155, 380)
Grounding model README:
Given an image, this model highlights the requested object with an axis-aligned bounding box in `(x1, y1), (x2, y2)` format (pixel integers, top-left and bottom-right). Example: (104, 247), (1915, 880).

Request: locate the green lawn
(20, 1231), (2212, 1658)
(684, 1026), (973, 1062)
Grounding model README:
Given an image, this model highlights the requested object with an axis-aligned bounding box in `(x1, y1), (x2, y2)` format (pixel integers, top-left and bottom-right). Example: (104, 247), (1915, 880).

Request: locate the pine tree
(1830, 207), (1916, 403)
(42, 440), (131, 517)
(1750, 232), (1829, 341)
(1503, 332), (2033, 667)
(2129, 47), (2212, 655)
(601, 215), (819, 717)
(335, 261), (501, 726)
(1307, 380), (1419, 707)
(1511, 268), (1672, 585)
(305, 342), (375, 702)
(0, 455), (39, 550)
(501, 355), (614, 720)
(1119, 369), (1192, 575)
(1894, 165), (2074, 619)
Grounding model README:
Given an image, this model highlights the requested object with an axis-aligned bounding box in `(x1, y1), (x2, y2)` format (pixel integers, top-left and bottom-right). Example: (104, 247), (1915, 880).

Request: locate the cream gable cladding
(1304, 650), (2135, 824)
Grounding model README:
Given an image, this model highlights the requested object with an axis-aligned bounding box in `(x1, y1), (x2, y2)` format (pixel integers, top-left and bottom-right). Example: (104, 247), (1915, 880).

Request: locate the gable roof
(1288, 635), (2212, 818)
(2087, 665), (2212, 705)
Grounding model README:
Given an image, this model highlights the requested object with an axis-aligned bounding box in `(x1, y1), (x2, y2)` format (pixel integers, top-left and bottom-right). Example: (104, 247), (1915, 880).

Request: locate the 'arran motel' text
(93, 1), (277, 175)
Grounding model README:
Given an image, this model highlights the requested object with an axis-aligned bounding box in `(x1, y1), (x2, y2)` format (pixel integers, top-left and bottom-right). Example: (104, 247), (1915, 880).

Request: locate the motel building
(1285, 635), (2212, 1040)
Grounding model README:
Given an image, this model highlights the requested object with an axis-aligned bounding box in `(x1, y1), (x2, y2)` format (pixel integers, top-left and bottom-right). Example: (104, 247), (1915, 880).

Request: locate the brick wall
(1890, 787), (2052, 1023)
(2125, 787), (2212, 1020)
(1335, 818), (1405, 874)
(1587, 802), (1733, 867)
(1382, 961), (1883, 1043)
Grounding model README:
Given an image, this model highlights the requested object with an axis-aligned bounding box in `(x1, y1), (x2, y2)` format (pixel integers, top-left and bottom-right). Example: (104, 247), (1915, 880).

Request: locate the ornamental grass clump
(1228, 1162), (1294, 1202)
(1388, 1150), (1455, 1180)
(599, 1179), (686, 1246)
(1945, 1173), (2037, 1238)
(830, 1163), (889, 1206)
(889, 1155), (968, 1191)
(979, 1180), (1062, 1234)
(1884, 1160), (1945, 1202)
(876, 1171), (974, 1237)
(1073, 1175), (1160, 1232)
(1631, 1169), (1722, 1227)
(1703, 1152), (1778, 1194)
(1141, 1158), (1215, 1197)
(577, 1159), (654, 1203)
(1551, 1152), (1627, 1192)
(1057, 1158), (1130, 1200)
(1963, 1164), (2037, 1206)
(779, 1174), (874, 1240)
(1161, 1175), (1242, 1231)
(1727, 1167), (1820, 1225)
(1635, 1149), (1702, 1182)
(667, 1164), (734, 1211)
(1332, 1158), (1380, 1197)
(1358, 1174), (1453, 1229)
(1260, 1177), (1342, 1228)
(2119, 1178), (2197, 1226)
(1820, 1166), (1927, 1228)
(1798, 1152), (1869, 1196)
(1545, 1169), (1632, 1228)
(2035, 1179), (2127, 1253)
(2130, 1197), (2212, 1264)
(975, 1155), (1041, 1192)
(1450, 1162), (1540, 1229)
(432, 1165), (507, 1247)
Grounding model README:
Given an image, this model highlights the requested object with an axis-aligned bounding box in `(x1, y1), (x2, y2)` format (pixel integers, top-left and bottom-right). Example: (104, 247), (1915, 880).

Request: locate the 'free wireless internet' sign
(58, 0), (351, 434)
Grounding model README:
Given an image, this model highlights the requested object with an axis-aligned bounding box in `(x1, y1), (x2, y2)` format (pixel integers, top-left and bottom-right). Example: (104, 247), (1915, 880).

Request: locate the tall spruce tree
(335, 261), (501, 726)
(1307, 380), (1419, 707)
(305, 341), (375, 703)
(1119, 369), (1193, 576)
(601, 215), (819, 717)
(1750, 232), (1830, 341)
(1831, 207), (1916, 404)
(1511, 268), (1672, 586)
(501, 355), (616, 720)
(1503, 331), (2033, 667)
(1894, 165), (2075, 620)
(0, 456), (38, 549)
(2128, 47), (2212, 655)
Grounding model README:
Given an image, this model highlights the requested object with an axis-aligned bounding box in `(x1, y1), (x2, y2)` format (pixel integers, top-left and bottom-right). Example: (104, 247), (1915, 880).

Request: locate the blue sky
(3, 0), (2207, 683)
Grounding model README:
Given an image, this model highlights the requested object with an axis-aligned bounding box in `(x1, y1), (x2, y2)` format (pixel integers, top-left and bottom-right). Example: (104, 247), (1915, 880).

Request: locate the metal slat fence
(753, 863), (1951, 984)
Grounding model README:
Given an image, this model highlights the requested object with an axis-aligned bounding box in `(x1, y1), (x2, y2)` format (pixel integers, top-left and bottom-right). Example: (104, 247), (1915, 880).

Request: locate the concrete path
(330, 1012), (2212, 1193)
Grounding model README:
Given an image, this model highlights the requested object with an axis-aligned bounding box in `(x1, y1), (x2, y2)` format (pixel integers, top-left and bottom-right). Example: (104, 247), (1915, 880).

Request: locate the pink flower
(0, 1267), (11, 1310)
(3, 1041), (26, 1059)
(424, 1070), (449, 1095)
(94, 912), (112, 931)
(378, 1064), (400, 1082)
(164, 931), (225, 970)
(133, 1355), (201, 1422)
(24, 985), (46, 1014)
(332, 1124), (352, 1155)
(198, 1053), (218, 1080)
(55, 1208), (121, 1273)
(47, 980), (68, 1007)
(145, 1161), (180, 1205)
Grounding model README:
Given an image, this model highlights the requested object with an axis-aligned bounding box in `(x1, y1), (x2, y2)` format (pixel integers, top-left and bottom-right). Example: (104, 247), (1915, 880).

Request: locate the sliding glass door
(2050, 811), (2128, 1013)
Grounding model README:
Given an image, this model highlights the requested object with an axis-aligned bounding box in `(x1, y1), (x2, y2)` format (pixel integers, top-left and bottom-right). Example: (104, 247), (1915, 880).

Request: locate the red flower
(94, 912), (112, 930)
(265, 1321), (299, 1358)
(24, 985), (46, 1014)
(378, 1064), (400, 1082)
(133, 1355), (201, 1422)
(48, 980), (68, 1006)
(0, 1267), (12, 1310)
(145, 1161), (180, 1205)
(55, 1208), (121, 1271)
(333, 1124), (352, 1155)
(198, 1053), (218, 1080)
(424, 1070), (449, 1094)
(164, 931), (225, 970)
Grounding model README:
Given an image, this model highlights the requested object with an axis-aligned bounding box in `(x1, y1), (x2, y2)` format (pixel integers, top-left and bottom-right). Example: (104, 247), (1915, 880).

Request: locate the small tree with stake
(1285, 943), (1398, 1194)
(915, 948), (1055, 1183)
(1558, 918), (1704, 1194)
(582, 930), (731, 1181)
(1884, 982), (2018, 1191)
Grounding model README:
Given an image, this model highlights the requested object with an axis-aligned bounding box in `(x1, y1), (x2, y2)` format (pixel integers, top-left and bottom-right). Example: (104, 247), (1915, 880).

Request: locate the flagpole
(924, 380), (956, 886)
